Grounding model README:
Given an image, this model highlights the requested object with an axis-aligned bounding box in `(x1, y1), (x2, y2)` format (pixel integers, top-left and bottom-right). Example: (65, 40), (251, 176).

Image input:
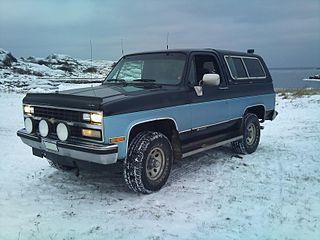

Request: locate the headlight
(24, 117), (34, 134)
(56, 122), (69, 141)
(39, 119), (50, 137)
(23, 105), (34, 115)
(82, 112), (103, 125)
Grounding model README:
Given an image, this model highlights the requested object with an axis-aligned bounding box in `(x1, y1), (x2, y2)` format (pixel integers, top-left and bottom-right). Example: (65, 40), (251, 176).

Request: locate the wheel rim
(246, 123), (256, 145)
(146, 147), (165, 180)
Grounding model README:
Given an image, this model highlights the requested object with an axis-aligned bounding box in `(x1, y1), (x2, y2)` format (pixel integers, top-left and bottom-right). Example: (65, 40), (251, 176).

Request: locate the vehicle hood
(23, 84), (188, 115)
(59, 84), (141, 99)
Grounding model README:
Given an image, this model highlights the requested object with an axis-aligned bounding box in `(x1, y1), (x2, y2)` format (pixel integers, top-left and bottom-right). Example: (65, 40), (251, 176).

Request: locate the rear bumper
(265, 110), (278, 121)
(271, 110), (278, 120)
(17, 129), (118, 165)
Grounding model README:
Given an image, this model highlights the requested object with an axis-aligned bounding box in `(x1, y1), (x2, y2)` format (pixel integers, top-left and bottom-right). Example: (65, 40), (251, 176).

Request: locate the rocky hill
(0, 49), (114, 92)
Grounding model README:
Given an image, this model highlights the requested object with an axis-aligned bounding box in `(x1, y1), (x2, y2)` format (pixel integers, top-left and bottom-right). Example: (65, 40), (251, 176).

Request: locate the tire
(231, 113), (261, 154)
(124, 131), (173, 194)
(47, 159), (75, 171)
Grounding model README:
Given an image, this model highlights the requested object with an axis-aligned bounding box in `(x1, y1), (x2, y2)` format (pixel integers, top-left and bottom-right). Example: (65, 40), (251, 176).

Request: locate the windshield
(103, 52), (186, 85)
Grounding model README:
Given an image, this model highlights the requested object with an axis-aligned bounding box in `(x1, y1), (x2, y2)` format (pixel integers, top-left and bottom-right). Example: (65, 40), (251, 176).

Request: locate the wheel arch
(244, 104), (266, 122)
(127, 118), (182, 160)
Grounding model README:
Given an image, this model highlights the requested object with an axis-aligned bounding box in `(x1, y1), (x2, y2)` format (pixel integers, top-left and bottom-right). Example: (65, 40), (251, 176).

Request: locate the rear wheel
(232, 113), (261, 154)
(124, 131), (173, 194)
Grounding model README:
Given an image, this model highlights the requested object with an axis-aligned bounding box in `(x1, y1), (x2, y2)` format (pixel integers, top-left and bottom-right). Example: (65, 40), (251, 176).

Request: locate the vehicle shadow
(40, 145), (236, 196)
(41, 161), (131, 196)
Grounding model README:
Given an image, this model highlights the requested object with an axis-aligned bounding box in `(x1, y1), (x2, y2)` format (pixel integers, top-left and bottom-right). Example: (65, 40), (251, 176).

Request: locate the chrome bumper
(17, 129), (118, 165)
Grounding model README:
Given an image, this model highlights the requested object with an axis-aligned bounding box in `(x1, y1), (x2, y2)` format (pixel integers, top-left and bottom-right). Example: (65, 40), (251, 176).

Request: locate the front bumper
(17, 129), (118, 165)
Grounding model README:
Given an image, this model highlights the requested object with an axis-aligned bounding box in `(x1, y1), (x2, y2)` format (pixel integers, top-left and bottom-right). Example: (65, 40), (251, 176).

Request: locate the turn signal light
(81, 129), (102, 139)
(109, 136), (125, 144)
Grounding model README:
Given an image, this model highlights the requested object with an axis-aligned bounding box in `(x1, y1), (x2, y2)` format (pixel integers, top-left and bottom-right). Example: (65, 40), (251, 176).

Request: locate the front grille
(33, 119), (102, 142)
(30, 106), (103, 142)
(34, 106), (82, 122)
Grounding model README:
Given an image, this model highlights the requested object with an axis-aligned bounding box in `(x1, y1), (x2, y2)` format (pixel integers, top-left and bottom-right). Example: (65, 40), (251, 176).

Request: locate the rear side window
(243, 58), (265, 78)
(225, 57), (248, 79)
(225, 56), (266, 80)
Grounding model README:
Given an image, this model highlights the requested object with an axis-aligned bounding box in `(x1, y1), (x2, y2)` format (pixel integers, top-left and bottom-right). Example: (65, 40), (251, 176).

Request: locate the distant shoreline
(269, 67), (320, 70)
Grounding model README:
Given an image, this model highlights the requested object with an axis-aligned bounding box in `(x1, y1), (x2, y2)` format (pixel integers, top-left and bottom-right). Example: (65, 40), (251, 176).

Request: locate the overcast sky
(0, 0), (319, 67)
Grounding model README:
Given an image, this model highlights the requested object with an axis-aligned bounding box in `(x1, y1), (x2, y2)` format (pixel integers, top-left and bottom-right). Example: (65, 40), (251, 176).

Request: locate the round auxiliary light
(39, 119), (49, 137)
(24, 117), (33, 134)
(56, 122), (69, 141)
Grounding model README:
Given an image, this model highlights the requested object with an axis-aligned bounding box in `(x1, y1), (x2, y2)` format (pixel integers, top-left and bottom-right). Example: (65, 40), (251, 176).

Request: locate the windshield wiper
(132, 78), (156, 82)
(104, 79), (127, 84)
(131, 78), (162, 88)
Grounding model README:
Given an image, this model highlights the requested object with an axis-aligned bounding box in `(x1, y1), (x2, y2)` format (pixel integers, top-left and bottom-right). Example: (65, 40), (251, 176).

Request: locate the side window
(233, 58), (248, 78)
(225, 56), (237, 78)
(243, 58), (265, 78)
(225, 56), (266, 80)
(192, 54), (221, 85)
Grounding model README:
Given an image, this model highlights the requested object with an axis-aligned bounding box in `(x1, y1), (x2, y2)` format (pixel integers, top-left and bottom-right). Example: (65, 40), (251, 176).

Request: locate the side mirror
(202, 73), (220, 86)
(193, 73), (221, 97)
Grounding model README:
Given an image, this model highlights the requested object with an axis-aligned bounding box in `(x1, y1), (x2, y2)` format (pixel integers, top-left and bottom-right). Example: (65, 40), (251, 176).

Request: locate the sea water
(270, 69), (320, 89)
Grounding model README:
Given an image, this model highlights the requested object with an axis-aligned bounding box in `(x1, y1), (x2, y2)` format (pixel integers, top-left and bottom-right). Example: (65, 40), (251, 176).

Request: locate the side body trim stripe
(104, 93), (276, 159)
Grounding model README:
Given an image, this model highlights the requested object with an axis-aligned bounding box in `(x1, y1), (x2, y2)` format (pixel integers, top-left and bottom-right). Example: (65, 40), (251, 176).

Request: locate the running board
(182, 136), (242, 158)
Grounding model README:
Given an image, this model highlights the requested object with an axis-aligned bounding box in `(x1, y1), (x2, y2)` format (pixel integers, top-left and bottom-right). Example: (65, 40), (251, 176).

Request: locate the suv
(17, 49), (277, 193)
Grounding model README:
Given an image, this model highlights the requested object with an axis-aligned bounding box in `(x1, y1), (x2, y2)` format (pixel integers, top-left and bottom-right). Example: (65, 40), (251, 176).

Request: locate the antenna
(89, 40), (96, 97)
(121, 38), (124, 56)
(91, 84), (97, 97)
(90, 40), (93, 79)
(166, 32), (169, 50)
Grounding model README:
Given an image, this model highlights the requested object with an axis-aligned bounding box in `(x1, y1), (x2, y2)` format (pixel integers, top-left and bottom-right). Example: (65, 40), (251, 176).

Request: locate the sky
(0, 0), (319, 67)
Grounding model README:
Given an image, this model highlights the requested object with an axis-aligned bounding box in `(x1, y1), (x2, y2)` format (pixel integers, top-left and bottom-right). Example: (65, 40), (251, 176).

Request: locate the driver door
(188, 52), (230, 137)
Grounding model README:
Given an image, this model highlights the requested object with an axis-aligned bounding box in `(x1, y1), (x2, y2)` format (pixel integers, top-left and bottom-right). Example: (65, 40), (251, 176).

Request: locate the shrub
(83, 67), (97, 73)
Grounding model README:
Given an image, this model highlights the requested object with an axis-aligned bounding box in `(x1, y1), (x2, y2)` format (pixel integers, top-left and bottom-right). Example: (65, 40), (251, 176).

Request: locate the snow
(0, 90), (319, 239)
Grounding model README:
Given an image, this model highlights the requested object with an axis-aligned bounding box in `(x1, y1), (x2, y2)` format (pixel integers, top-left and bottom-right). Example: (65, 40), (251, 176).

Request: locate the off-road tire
(47, 159), (75, 171)
(124, 131), (173, 194)
(232, 113), (261, 154)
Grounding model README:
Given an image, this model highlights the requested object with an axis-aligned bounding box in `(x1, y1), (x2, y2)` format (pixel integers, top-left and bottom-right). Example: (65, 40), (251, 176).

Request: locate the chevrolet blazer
(17, 48), (277, 193)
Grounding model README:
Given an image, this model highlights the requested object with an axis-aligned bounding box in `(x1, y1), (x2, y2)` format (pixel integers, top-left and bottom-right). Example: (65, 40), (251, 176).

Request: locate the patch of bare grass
(276, 88), (320, 99)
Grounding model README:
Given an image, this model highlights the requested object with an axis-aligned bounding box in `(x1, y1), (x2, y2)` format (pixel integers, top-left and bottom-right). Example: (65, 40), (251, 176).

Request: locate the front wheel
(124, 131), (173, 194)
(232, 113), (261, 154)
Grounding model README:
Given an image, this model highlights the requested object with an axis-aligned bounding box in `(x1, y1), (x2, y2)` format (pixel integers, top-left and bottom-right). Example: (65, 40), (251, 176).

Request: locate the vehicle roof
(124, 48), (261, 58)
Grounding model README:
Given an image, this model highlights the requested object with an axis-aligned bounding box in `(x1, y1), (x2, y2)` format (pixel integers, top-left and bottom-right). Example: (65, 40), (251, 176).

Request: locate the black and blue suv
(17, 49), (277, 193)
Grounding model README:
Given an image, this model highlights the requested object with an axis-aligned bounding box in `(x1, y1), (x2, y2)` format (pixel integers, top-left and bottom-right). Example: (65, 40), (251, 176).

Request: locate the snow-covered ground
(0, 90), (319, 239)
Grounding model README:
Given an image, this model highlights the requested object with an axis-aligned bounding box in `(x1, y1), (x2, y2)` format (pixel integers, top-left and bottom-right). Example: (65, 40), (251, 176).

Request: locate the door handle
(219, 87), (229, 90)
